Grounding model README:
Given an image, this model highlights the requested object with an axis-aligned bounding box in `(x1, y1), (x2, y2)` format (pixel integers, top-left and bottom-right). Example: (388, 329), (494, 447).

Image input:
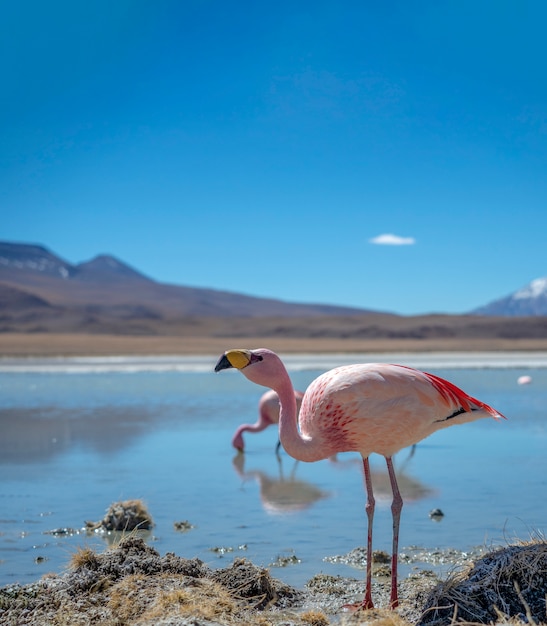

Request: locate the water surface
(1, 352), (546, 589)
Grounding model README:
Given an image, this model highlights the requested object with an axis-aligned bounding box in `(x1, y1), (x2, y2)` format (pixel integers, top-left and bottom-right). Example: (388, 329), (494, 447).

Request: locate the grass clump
(418, 538), (547, 625)
(85, 499), (154, 532)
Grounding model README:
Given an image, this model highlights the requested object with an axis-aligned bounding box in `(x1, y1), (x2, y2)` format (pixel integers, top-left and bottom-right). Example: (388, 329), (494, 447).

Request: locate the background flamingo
(231, 388), (304, 453)
(215, 348), (505, 610)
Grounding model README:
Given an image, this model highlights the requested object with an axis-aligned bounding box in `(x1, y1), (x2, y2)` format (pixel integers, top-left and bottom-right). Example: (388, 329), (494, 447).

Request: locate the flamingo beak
(214, 349), (252, 372)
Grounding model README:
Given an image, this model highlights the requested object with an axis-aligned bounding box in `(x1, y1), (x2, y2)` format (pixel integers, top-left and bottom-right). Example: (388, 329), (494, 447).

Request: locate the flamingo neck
(240, 421), (269, 434)
(232, 421), (268, 449)
(239, 351), (328, 462)
(275, 378), (326, 463)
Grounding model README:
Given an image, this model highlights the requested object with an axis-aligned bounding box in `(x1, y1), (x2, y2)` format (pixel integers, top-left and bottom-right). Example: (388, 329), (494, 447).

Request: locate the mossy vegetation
(2, 535), (547, 625)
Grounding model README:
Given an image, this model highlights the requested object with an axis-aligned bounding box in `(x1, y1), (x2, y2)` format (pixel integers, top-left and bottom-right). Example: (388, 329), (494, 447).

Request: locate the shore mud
(2, 535), (546, 626)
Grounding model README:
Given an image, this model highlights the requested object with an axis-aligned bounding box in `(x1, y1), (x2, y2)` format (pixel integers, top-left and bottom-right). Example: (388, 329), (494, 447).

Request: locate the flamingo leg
(362, 456), (375, 610)
(289, 460), (299, 480)
(341, 456), (375, 612)
(386, 456), (403, 609)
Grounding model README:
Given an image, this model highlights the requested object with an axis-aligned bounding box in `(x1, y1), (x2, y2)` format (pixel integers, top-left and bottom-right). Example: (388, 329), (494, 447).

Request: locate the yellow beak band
(226, 349), (251, 370)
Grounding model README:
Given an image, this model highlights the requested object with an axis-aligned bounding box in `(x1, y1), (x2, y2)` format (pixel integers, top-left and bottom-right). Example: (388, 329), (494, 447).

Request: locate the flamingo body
(232, 389), (304, 452)
(298, 363), (497, 460)
(215, 348), (505, 610)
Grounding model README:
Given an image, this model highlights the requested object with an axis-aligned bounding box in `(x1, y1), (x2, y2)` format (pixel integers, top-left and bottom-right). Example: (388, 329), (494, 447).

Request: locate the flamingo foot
(341, 601), (374, 612)
(341, 593), (374, 612)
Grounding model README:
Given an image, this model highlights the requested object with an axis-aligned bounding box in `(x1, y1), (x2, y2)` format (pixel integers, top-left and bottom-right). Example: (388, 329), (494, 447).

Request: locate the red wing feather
(423, 370), (506, 420)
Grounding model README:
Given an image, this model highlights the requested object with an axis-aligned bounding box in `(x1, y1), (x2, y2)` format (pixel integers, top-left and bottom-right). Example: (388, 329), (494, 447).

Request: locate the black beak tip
(214, 353), (231, 373)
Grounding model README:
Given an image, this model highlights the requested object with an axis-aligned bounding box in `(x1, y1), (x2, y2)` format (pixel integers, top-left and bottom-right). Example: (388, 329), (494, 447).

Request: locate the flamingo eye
(249, 354), (263, 365)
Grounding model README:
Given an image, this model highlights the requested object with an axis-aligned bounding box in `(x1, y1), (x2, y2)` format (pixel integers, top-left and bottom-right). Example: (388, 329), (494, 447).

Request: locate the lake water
(1, 351), (547, 590)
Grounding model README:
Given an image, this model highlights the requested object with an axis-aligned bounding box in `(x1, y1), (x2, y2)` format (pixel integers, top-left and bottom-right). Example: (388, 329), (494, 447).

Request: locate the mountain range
(1, 241), (546, 340)
(471, 277), (547, 316)
(0, 241), (381, 333)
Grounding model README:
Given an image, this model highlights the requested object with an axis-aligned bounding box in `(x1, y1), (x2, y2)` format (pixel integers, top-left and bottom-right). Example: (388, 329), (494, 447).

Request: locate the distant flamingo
(231, 389), (304, 453)
(215, 348), (505, 610)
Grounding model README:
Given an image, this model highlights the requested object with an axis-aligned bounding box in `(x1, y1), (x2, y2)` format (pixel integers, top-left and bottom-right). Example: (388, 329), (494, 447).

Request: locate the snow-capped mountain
(0, 242), (150, 283)
(0, 242), (75, 279)
(472, 277), (547, 316)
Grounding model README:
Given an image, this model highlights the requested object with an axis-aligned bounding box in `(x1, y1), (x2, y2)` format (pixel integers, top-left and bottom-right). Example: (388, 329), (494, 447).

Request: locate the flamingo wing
(298, 363), (503, 458)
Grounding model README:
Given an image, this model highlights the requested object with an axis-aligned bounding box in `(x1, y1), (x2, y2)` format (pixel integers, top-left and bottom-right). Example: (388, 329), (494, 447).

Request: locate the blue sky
(2, 1), (546, 315)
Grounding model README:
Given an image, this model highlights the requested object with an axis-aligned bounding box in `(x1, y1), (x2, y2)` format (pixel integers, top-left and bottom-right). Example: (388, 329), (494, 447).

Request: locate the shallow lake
(1, 352), (546, 590)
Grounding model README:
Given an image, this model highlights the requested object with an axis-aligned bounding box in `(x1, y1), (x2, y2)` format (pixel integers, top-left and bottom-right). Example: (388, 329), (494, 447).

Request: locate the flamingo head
(215, 348), (262, 372)
(231, 430), (245, 452)
(215, 348), (285, 389)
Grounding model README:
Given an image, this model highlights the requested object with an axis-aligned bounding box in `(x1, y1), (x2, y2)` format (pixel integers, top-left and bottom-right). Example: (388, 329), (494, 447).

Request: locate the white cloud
(369, 233), (416, 246)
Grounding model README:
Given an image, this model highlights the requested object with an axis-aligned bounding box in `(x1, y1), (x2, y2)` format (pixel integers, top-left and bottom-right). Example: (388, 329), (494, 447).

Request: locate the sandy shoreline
(2, 333), (547, 373)
(2, 332), (547, 357)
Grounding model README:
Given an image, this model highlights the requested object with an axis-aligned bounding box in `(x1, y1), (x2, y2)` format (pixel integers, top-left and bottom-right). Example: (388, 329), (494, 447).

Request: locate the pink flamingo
(215, 348), (505, 610)
(232, 389), (304, 453)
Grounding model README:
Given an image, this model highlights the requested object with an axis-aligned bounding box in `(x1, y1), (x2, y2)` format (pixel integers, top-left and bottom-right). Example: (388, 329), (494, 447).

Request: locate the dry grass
(300, 609), (331, 626)
(69, 546), (100, 570)
(108, 573), (237, 622)
(418, 538), (547, 625)
(343, 609), (418, 626)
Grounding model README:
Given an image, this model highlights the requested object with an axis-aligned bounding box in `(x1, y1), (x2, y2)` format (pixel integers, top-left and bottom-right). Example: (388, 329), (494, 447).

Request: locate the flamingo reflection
(327, 447), (431, 504)
(232, 453), (328, 514)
